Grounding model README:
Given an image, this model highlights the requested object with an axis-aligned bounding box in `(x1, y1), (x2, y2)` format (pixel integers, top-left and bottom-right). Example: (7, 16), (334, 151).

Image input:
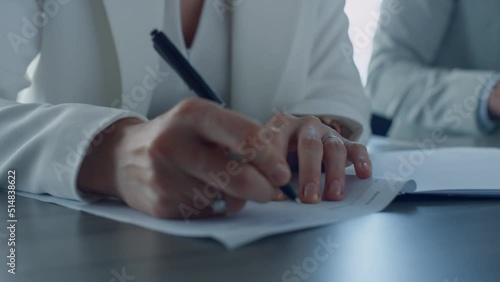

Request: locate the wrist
(488, 83), (500, 120)
(77, 118), (144, 197)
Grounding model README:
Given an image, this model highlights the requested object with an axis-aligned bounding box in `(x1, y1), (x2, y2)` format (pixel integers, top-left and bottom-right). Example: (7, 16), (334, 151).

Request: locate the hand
(77, 98), (291, 219)
(267, 113), (372, 203)
(488, 83), (500, 119)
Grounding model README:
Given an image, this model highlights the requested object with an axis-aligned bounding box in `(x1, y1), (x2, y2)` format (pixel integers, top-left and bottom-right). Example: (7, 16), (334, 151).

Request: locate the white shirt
(148, 0), (231, 119)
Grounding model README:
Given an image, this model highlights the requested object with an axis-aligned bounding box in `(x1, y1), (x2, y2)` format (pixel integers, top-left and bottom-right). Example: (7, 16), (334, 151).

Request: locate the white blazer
(0, 0), (370, 201)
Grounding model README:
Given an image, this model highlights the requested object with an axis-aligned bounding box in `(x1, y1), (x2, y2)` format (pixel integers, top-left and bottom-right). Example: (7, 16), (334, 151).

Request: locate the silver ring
(211, 191), (227, 214)
(322, 135), (344, 145)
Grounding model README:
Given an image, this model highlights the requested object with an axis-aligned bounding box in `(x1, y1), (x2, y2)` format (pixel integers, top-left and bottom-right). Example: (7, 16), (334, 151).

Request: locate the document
(365, 147), (500, 196)
(18, 176), (414, 249)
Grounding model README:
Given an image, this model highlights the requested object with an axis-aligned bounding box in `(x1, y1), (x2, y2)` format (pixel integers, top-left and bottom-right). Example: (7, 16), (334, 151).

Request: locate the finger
(142, 164), (246, 219)
(171, 192), (246, 220)
(150, 189), (246, 220)
(173, 99), (291, 187)
(118, 166), (195, 219)
(272, 188), (287, 201)
(267, 113), (303, 175)
(266, 113), (298, 156)
(296, 117), (325, 203)
(154, 140), (276, 203)
(322, 136), (347, 201)
(345, 142), (372, 179)
(173, 190), (246, 219)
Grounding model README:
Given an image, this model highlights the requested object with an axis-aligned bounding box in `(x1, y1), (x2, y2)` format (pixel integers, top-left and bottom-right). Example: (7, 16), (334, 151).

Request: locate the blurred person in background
(367, 0), (500, 139)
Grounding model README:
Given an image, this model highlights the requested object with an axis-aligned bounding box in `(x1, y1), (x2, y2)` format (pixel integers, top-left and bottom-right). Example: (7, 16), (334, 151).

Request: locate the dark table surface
(1, 191), (499, 282)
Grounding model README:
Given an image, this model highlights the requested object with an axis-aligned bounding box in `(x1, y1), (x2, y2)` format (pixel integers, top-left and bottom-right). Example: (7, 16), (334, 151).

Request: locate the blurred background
(344, 0), (383, 85)
(345, 0), (390, 135)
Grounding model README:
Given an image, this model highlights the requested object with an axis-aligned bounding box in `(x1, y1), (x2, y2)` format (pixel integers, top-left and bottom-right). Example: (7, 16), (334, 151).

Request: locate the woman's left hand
(265, 113), (372, 203)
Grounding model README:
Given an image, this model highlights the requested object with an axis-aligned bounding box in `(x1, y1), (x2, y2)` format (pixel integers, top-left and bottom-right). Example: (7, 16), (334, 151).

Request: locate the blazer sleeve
(367, 0), (498, 136)
(0, 0), (145, 201)
(287, 0), (372, 145)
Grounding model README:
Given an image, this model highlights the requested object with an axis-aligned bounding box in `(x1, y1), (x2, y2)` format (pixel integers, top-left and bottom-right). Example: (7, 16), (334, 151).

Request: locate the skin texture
(78, 99), (372, 219)
(266, 113), (371, 203)
(488, 83), (500, 120)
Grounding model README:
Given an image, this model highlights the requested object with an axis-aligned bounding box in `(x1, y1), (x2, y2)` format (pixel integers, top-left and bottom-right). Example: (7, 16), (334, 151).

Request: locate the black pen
(150, 29), (300, 204)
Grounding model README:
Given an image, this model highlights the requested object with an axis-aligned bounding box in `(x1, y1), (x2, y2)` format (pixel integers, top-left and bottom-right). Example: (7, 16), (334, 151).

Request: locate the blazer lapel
(230, 0), (304, 122)
(102, 0), (165, 116)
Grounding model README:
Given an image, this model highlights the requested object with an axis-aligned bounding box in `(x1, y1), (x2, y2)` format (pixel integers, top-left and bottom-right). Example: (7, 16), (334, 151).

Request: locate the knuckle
(256, 149), (280, 171)
(350, 142), (368, 154)
(302, 115), (322, 126)
(273, 112), (294, 122)
(267, 112), (295, 133)
(172, 98), (204, 118)
(299, 133), (322, 149)
(324, 139), (347, 152)
(199, 111), (222, 132)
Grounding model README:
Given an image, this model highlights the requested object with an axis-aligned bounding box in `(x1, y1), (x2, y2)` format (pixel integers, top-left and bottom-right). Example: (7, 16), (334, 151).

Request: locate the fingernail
(332, 180), (344, 198)
(271, 162), (290, 184)
(304, 182), (320, 203)
(360, 162), (371, 171)
(328, 180), (343, 198)
(273, 189), (285, 200)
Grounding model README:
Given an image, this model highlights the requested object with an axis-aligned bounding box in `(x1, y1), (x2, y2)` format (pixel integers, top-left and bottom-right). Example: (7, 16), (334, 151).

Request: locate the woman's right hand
(77, 98), (291, 219)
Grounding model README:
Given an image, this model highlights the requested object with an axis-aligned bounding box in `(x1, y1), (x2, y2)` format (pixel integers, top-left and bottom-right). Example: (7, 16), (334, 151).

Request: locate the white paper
(366, 147), (500, 196)
(18, 176), (413, 249)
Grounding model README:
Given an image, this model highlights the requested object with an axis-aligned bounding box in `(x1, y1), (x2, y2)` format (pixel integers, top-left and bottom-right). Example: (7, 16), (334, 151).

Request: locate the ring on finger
(321, 135), (344, 145)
